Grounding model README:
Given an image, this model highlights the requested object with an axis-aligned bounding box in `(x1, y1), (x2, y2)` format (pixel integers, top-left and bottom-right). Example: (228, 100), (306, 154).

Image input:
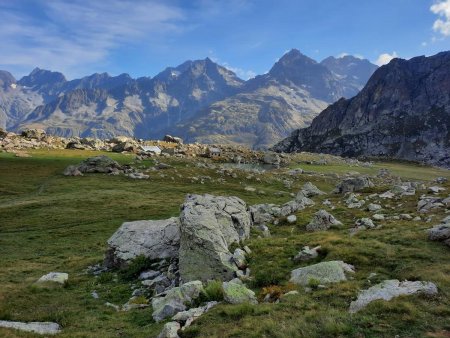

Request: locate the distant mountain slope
(273, 51), (450, 167)
(14, 58), (245, 138)
(175, 49), (377, 149)
(2, 50), (377, 147)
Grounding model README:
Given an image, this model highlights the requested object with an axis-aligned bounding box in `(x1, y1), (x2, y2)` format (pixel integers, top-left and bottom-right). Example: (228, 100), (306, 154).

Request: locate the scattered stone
(379, 191), (395, 199)
(417, 196), (444, 213)
(290, 261), (355, 286)
(91, 291), (99, 299)
(104, 217), (180, 268)
(349, 280), (438, 313)
(428, 218), (450, 247)
(232, 248), (247, 269)
(400, 214), (413, 220)
(429, 186), (445, 194)
(300, 182), (326, 197)
(36, 272), (68, 285)
(355, 218), (376, 229)
(293, 245), (321, 262)
(222, 279), (257, 304)
(367, 203), (382, 212)
(372, 214), (385, 221)
(157, 321), (181, 338)
(152, 281), (204, 322)
(306, 210), (342, 231)
(345, 193), (365, 208)
(0, 321), (61, 335)
(139, 270), (161, 280)
(286, 215), (297, 224)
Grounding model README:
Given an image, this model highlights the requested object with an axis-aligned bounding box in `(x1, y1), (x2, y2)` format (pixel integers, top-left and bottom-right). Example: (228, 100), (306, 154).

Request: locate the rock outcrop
(273, 51), (450, 168)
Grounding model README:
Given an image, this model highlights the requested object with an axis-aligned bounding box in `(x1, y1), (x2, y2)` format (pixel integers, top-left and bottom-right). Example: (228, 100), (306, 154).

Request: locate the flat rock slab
(349, 279), (438, 313)
(290, 260), (354, 286)
(0, 320), (61, 335)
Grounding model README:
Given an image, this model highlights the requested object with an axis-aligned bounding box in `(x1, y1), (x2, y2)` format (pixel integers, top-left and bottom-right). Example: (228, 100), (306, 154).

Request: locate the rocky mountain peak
(18, 67), (67, 88)
(0, 70), (16, 89)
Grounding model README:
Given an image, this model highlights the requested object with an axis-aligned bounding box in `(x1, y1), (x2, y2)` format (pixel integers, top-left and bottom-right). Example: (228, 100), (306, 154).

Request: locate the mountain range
(0, 50), (377, 148)
(273, 51), (450, 167)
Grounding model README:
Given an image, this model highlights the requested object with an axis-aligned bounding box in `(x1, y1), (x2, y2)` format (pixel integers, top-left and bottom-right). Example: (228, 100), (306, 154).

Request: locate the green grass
(0, 149), (449, 337)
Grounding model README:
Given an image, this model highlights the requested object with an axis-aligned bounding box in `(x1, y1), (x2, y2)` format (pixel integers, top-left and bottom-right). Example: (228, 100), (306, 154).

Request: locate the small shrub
(129, 295), (149, 305)
(97, 272), (114, 284)
(260, 285), (283, 302)
(203, 280), (224, 302)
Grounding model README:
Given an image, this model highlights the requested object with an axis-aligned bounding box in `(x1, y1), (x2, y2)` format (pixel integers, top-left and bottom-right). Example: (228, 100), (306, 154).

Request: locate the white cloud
(375, 52), (399, 66)
(431, 0), (450, 36)
(0, 0), (185, 78)
(225, 66), (256, 80)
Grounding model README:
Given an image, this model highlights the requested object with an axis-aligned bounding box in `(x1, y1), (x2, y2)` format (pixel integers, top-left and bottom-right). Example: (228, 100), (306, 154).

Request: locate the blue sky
(0, 0), (449, 80)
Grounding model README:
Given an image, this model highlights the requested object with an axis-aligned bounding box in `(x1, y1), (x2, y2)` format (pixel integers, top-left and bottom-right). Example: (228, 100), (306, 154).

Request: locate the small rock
(0, 321), (61, 335)
(306, 210), (342, 232)
(286, 215), (297, 224)
(36, 272), (68, 285)
(222, 279), (257, 304)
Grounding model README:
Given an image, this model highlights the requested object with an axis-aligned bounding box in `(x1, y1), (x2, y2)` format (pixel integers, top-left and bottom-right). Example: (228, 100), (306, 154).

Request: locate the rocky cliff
(273, 52), (450, 167)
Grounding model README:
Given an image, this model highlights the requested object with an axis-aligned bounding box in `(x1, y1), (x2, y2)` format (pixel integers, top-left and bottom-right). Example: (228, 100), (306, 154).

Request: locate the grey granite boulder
(306, 210), (342, 231)
(349, 280), (438, 313)
(179, 194), (251, 282)
(104, 217), (180, 268)
(290, 261), (355, 286)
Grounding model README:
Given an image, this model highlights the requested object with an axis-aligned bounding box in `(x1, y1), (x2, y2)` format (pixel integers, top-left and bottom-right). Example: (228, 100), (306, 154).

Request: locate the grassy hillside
(0, 150), (449, 337)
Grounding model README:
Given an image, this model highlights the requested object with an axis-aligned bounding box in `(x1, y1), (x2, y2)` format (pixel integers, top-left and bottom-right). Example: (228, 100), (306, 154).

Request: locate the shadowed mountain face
(1, 50), (378, 148)
(273, 52), (450, 167)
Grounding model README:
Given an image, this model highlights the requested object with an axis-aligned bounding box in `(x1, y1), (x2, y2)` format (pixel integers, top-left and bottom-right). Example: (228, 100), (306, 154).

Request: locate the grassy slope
(0, 150), (449, 337)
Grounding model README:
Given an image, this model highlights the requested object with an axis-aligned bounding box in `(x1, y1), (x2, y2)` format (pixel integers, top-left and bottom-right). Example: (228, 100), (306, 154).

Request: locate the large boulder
(349, 280), (438, 313)
(306, 210), (342, 231)
(334, 177), (374, 194)
(104, 217), (180, 268)
(179, 194), (251, 282)
(152, 281), (204, 322)
(290, 261), (354, 286)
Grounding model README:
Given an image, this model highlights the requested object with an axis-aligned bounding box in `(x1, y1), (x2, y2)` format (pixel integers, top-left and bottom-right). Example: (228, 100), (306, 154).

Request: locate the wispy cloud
(431, 0), (450, 36)
(0, 0), (185, 78)
(375, 52), (399, 66)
